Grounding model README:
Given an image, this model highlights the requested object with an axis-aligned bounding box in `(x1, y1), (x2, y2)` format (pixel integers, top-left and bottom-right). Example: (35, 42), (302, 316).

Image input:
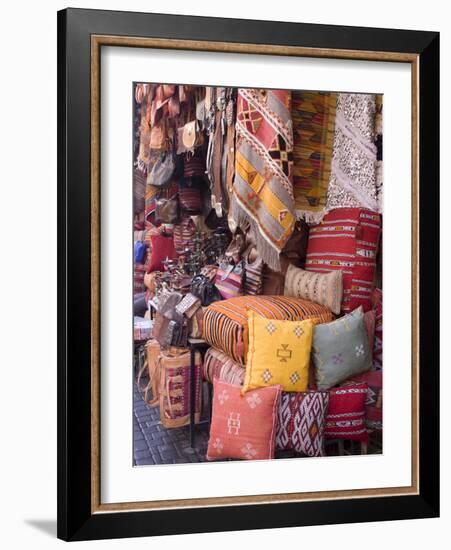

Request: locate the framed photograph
(57, 8), (439, 541)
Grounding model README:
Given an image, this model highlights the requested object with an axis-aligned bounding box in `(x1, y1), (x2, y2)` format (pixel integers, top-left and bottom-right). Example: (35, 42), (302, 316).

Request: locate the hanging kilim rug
(292, 91), (337, 223)
(326, 93), (380, 212)
(233, 88), (295, 271)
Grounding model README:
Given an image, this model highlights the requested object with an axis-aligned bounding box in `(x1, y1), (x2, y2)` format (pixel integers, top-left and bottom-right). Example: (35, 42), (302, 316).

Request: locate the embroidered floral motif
(290, 371), (301, 384)
(355, 344), (364, 357)
(218, 389), (229, 405)
(246, 393), (262, 409)
(266, 321), (277, 335)
(212, 437), (224, 454)
(241, 442), (258, 459)
(293, 325), (304, 338)
(261, 369), (273, 383)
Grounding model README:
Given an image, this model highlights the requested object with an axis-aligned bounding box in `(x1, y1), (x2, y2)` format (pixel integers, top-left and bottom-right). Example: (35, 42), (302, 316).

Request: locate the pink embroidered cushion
(324, 383), (368, 442)
(207, 380), (281, 461)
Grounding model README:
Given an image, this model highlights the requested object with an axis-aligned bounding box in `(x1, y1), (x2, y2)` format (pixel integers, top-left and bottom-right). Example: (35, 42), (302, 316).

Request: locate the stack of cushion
(203, 295), (334, 364)
(205, 304), (376, 461)
(305, 208), (381, 313)
(203, 206), (383, 460)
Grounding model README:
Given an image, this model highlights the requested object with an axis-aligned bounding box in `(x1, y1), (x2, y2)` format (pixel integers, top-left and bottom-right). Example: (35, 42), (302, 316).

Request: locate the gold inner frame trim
(90, 34), (420, 514)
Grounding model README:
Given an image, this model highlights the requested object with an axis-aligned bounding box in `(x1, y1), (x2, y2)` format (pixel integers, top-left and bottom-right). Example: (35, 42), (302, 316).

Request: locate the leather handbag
(282, 220), (310, 268)
(182, 120), (204, 151)
(175, 293), (201, 319)
(159, 292), (184, 321)
(189, 306), (206, 338)
(147, 151), (175, 188)
(152, 312), (170, 344)
(133, 169), (146, 214)
(183, 150), (206, 178)
(225, 232), (246, 264)
(155, 196), (180, 225)
(178, 187), (202, 214)
(190, 274), (222, 306)
(165, 319), (189, 348)
(149, 121), (168, 150)
(261, 264), (286, 295)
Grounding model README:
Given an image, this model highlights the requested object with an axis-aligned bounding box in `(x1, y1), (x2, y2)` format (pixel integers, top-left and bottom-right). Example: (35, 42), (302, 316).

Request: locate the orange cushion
(207, 380), (282, 461)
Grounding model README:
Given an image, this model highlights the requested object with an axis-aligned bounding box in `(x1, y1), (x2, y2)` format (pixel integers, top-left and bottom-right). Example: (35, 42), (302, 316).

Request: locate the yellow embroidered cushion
(243, 311), (313, 394)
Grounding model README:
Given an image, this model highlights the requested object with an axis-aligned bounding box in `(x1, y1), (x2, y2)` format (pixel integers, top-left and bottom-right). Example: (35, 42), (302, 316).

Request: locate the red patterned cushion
(146, 232), (176, 273)
(207, 380), (281, 461)
(342, 370), (382, 432)
(325, 384), (368, 442)
(305, 208), (381, 313)
(276, 391), (329, 457)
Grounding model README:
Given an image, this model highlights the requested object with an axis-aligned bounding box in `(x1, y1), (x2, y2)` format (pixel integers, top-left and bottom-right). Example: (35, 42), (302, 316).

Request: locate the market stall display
(132, 83), (384, 464)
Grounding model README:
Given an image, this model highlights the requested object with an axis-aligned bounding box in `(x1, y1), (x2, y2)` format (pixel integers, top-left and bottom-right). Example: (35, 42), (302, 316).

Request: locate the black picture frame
(57, 7), (439, 541)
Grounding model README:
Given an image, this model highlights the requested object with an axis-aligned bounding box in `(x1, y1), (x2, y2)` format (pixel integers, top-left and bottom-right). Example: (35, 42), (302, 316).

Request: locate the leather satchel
(182, 120), (204, 151)
(152, 312), (170, 344)
(159, 292), (184, 321)
(178, 187), (202, 214)
(282, 220), (310, 268)
(175, 293), (201, 319)
(155, 196), (180, 225)
(147, 151), (175, 188)
(169, 319), (189, 348)
(190, 274), (222, 306)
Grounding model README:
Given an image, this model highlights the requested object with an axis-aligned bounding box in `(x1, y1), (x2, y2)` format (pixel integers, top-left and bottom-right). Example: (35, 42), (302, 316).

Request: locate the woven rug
(292, 91), (337, 223)
(232, 88), (295, 271)
(326, 93), (380, 212)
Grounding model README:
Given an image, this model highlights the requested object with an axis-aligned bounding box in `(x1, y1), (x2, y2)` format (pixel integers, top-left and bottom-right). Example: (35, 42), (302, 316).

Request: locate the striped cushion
(202, 348), (245, 386)
(305, 208), (381, 313)
(203, 295), (334, 365)
(284, 264), (343, 315)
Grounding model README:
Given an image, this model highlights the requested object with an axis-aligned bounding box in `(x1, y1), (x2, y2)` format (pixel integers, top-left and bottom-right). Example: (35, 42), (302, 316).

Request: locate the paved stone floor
(133, 380), (210, 466)
(133, 374), (382, 466)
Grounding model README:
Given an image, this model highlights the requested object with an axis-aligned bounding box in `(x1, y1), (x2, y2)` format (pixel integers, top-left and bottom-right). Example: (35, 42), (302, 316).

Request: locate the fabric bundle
(232, 88), (296, 271)
(292, 91), (337, 223)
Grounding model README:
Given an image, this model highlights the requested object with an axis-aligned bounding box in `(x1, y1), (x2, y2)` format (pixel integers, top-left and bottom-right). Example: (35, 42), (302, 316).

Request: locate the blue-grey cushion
(312, 306), (372, 390)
